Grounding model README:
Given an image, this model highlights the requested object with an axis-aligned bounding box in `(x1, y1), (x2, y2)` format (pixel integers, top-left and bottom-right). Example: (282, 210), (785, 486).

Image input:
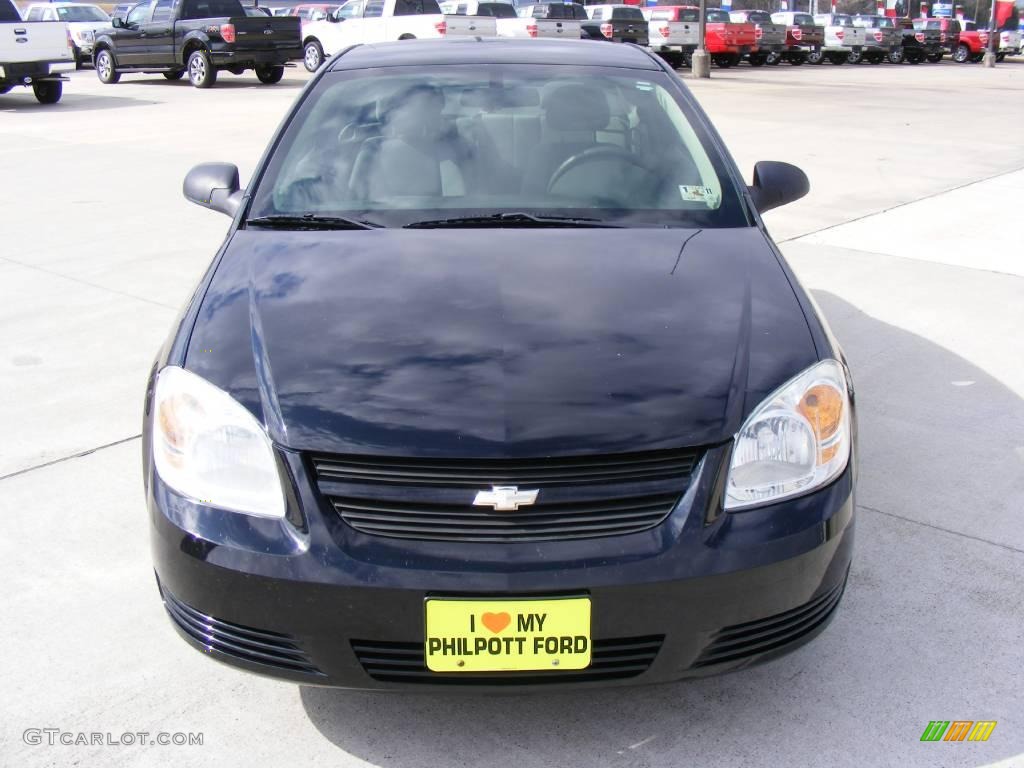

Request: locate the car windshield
(746, 11), (770, 23)
(793, 13), (813, 24)
(479, 2), (517, 16)
(834, 14), (851, 24)
(611, 7), (643, 19)
(56, 5), (109, 20)
(248, 65), (746, 228)
(705, 9), (729, 22)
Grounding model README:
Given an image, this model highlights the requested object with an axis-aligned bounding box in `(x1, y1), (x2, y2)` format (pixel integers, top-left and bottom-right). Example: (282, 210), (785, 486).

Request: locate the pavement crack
(0, 435), (142, 482)
(858, 504), (1024, 556)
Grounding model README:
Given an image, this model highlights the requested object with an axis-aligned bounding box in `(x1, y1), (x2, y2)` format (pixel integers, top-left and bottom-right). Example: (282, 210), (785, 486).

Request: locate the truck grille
(311, 448), (701, 543)
(351, 635), (664, 684)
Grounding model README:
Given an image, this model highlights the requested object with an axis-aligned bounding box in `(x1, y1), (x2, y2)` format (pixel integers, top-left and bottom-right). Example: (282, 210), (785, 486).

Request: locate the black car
(145, 38), (856, 690)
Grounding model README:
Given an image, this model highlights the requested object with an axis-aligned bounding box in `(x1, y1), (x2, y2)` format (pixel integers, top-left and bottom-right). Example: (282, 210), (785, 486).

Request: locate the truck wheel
(765, 51), (780, 64)
(806, 50), (823, 64)
(996, 52), (1005, 62)
(926, 52), (943, 62)
(888, 49), (904, 64)
(32, 80), (62, 104)
(255, 64), (284, 84)
(187, 49), (217, 88)
(953, 43), (971, 62)
(846, 50), (861, 64)
(163, 69), (184, 80)
(95, 49), (120, 84)
(303, 40), (324, 72)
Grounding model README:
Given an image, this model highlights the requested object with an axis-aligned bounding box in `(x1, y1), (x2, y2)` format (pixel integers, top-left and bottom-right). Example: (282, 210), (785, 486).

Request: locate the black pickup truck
(92, 0), (301, 88)
(891, 17), (942, 63)
(581, 5), (649, 46)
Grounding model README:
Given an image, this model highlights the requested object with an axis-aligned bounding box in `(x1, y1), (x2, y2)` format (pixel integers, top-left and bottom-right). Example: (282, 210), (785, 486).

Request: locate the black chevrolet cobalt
(144, 38), (856, 689)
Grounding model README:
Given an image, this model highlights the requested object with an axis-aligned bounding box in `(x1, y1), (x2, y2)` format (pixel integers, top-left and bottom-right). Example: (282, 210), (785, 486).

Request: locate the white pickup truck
(501, 3), (586, 39)
(643, 7), (698, 68)
(809, 13), (866, 65)
(0, 0), (75, 103)
(301, 0), (497, 71)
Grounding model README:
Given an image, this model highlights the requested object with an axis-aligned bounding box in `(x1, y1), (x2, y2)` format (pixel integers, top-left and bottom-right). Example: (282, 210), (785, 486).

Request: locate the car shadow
(298, 291), (1024, 768)
(121, 76), (306, 89)
(0, 93), (160, 112)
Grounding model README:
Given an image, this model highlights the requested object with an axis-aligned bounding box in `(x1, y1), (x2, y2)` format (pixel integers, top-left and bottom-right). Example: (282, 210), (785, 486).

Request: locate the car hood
(184, 228), (817, 458)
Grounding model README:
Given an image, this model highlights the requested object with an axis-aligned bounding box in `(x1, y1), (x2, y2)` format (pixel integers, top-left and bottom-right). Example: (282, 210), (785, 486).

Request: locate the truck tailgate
(532, 19), (581, 38)
(444, 15), (497, 37)
(1, 21), (74, 64)
(227, 16), (301, 50)
(648, 19), (698, 47)
(755, 22), (786, 46)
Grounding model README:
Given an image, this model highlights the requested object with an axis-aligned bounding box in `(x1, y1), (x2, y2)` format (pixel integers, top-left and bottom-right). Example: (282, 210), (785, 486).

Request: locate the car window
(249, 65), (747, 228)
(705, 9), (729, 22)
(589, 6), (602, 19)
(56, 5), (111, 20)
(834, 14), (851, 24)
(25, 6), (43, 19)
(746, 11), (771, 23)
(611, 7), (642, 20)
(793, 13), (813, 24)
(478, 2), (515, 15)
(394, 0), (442, 14)
(364, 0), (383, 15)
(180, 0), (243, 17)
(151, 0), (174, 21)
(126, 2), (152, 24)
(335, 0), (363, 18)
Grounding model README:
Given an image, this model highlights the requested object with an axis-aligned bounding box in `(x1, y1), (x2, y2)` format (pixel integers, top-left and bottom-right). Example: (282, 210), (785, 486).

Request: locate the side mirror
(111, 16), (123, 27)
(183, 162), (243, 217)
(748, 161), (809, 214)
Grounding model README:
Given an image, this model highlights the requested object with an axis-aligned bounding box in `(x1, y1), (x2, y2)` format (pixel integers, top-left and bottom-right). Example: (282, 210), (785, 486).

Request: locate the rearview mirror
(111, 16), (123, 27)
(748, 161), (809, 214)
(183, 162), (243, 217)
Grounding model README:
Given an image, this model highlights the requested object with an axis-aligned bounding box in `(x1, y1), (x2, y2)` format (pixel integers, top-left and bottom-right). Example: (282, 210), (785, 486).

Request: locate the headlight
(724, 359), (851, 511)
(152, 366), (286, 519)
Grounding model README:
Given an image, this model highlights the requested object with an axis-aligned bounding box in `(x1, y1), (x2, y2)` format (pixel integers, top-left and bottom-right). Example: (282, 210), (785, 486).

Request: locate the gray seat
(350, 86), (467, 201)
(522, 85), (612, 195)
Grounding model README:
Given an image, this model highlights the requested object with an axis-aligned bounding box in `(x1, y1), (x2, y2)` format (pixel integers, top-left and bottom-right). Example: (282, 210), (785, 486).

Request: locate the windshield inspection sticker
(679, 185), (717, 204)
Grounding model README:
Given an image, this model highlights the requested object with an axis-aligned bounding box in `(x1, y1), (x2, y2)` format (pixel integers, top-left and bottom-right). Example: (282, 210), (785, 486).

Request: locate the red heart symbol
(481, 612), (511, 634)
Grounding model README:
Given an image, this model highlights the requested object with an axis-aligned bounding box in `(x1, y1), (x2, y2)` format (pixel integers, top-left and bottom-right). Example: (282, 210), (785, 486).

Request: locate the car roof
(329, 38), (663, 71)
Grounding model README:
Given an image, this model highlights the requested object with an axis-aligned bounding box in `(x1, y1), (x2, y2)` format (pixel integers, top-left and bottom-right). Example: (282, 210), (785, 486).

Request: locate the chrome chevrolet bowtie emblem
(473, 486), (539, 511)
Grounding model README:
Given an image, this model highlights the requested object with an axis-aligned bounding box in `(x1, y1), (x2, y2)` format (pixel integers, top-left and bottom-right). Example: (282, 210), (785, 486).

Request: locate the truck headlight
(724, 359), (851, 510)
(152, 366), (286, 519)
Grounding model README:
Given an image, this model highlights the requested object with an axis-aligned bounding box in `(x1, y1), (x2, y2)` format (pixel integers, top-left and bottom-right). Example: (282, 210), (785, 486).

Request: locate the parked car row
(4, 0), (1024, 102)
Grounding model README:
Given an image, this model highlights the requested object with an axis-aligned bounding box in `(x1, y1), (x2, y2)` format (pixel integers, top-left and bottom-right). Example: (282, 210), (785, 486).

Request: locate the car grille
(692, 580), (845, 668)
(351, 635), (664, 685)
(310, 448), (701, 543)
(160, 586), (323, 676)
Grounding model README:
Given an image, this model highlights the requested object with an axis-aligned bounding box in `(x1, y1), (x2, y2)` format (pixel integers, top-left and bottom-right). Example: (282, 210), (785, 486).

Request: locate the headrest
(542, 85), (611, 132)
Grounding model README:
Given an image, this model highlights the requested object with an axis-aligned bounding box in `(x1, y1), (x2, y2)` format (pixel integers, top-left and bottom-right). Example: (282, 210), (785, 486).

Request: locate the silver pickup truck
(809, 13), (866, 64)
(729, 9), (785, 66)
(850, 14), (901, 63)
(0, 0), (75, 103)
(644, 6), (699, 67)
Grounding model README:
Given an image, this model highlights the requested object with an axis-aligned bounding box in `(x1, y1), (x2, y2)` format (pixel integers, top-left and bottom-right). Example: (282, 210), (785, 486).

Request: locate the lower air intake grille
(160, 587), (323, 676)
(692, 581), (845, 668)
(352, 635), (664, 685)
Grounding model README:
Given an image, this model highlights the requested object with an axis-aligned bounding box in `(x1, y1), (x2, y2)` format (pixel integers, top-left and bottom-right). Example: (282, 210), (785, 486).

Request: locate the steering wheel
(546, 145), (655, 196)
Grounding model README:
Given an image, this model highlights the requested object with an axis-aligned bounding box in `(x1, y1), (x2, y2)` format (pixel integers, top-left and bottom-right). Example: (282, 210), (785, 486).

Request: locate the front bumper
(148, 442), (856, 691)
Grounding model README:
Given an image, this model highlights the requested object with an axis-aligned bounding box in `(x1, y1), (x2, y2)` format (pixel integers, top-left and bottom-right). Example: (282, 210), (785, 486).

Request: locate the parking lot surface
(1, 61), (1023, 767)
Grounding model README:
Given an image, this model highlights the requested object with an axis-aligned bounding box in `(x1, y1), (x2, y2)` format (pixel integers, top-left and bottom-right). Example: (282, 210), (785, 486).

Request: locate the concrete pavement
(1, 60), (1022, 768)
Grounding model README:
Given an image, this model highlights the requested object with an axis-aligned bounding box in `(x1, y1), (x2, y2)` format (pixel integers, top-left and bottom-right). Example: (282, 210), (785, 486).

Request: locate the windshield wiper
(246, 214), (381, 231)
(403, 212), (623, 229)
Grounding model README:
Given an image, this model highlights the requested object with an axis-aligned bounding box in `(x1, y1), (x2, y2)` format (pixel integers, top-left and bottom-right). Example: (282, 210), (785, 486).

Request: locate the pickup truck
(849, 14), (899, 64)
(0, 0), (74, 103)
(809, 13), (864, 64)
(582, 4), (648, 46)
(301, 0), (496, 71)
(769, 11), (823, 65)
(646, 6), (752, 67)
(473, 2), (585, 39)
(92, 0), (301, 88)
(895, 18), (941, 63)
(643, 6), (698, 67)
(728, 9), (784, 66)
(914, 17), (958, 59)
(23, 2), (110, 67)
(950, 20), (1020, 62)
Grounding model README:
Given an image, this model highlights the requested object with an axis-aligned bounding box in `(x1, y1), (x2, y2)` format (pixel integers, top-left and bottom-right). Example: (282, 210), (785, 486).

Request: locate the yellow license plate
(424, 597), (591, 673)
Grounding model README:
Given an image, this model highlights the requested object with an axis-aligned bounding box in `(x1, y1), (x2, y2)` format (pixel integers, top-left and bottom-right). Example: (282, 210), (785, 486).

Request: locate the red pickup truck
(647, 6), (755, 67)
(952, 18), (1021, 61)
